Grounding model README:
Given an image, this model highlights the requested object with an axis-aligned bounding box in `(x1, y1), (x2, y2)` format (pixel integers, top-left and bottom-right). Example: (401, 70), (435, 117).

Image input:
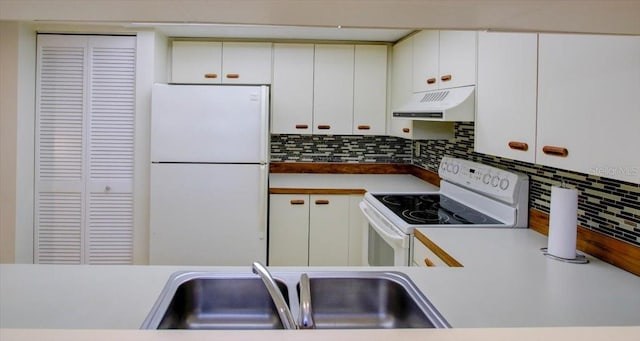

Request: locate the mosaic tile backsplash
(270, 123), (640, 247)
(270, 134), (412, 163)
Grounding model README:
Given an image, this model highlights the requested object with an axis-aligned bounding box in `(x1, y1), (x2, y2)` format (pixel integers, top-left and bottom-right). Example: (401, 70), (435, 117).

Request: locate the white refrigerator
(149, 84), (269, 265)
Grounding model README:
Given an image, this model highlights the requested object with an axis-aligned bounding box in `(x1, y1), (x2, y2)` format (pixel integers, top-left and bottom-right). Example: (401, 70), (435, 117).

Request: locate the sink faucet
(252, 262), (298, 330)
(298, 273), (315, 329)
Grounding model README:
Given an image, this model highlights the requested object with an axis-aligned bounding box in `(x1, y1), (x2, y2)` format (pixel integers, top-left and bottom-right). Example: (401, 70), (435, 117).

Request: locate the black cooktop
(373, 194), (502, 225)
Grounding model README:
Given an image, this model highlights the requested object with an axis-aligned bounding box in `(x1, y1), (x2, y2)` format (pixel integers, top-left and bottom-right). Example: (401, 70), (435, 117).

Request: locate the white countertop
(2, 173), (639, 340)
(412, 228), (640, 328)
(269, 173), (438, 192)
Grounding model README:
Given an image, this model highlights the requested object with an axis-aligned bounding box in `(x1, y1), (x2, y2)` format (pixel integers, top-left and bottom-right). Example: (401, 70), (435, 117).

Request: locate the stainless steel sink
(299, 273), (442, 329)
(141, 273), (289, 329)
(141, 271), (450, 330)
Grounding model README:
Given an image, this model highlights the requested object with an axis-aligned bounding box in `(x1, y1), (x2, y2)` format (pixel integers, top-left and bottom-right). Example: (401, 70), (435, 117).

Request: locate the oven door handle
(359, 202), (409, 249)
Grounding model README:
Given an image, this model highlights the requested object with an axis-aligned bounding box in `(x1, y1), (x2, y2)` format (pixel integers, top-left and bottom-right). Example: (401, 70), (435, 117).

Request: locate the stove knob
(491, 176), (500, 187)
(447, 163), (454, 172)
(441, 162), (448, 172)
(482, 173), (491, 184)
(500, 178), (510, 190)
(452, 164), (460, 174)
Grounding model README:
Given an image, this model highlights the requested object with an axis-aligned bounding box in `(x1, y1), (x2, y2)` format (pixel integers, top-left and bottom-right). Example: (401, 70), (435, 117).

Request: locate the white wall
(0, 21), (35, 263)
(0, 21), (19, 263)
(132, 31), (168, 264)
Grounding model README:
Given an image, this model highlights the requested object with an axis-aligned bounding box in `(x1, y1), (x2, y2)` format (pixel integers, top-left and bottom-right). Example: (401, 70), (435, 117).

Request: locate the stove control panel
(439, 157), (528, 204)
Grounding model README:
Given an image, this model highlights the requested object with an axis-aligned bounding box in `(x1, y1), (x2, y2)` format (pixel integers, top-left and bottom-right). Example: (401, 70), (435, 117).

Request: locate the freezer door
(151, 84), (269, 163)
(149, 163), (267, 265)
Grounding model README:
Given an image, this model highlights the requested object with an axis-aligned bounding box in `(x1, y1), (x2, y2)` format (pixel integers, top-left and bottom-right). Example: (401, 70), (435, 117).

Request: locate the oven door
(359, 201), (410, 266)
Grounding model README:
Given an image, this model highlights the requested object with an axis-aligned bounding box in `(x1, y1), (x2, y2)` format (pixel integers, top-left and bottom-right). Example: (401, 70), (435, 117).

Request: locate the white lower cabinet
(269, 194), (365, 266)
(412, 235), (447, 267)
(411, 230), (462, 267)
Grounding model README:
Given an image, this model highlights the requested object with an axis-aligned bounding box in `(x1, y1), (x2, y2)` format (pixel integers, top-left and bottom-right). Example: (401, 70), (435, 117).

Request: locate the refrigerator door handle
(258, 164), (268, 240)
(259, 85), (269, 163)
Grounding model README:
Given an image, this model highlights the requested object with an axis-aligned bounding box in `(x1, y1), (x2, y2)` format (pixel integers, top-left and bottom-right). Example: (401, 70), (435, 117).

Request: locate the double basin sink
(141, 269), (450, 330)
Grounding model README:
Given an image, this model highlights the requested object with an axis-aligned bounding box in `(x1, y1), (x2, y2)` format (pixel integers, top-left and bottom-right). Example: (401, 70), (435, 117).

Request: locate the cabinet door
(171, 41), (222, 84)
(537, 34), (640, 183)
(348, 195), (366, 266)
(313, 44), (354, 134)
(309, 195), (350, 266)
(438, 31), (477, 89)
(272, 43), (314, 134)
(412, 30), (439, 92)
(389, 37), (414, 138)
(268, 195), (310, 266)
(412, 236), (447, 267)
(222, 42), (273, 84)
(476, 32), (538, 163)
(353, 45), (387, 135)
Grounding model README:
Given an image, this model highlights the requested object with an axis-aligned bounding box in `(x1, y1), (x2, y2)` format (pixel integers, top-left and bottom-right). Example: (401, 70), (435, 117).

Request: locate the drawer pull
(290, 199), (305, 205)
(424, 257), (435, 267)
(295, 124), (309, 129)
(508, 141), (529, 151)
(440, 74), (452, 81)
(542, 146), (569, 157)
(226, 73), (240, 79)
(426, 78), (437, 84)
(402, 128), (410, 133)
(204, 73), (218, 79)
(317, 125), (331, 130)
(314, 199), (330, 205)
(357, 125), (371, 130)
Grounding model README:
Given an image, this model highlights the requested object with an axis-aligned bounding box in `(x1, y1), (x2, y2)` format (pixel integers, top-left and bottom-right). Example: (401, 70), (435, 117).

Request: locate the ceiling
(3, 0), (639, 36)
(141, 23), (413, 42)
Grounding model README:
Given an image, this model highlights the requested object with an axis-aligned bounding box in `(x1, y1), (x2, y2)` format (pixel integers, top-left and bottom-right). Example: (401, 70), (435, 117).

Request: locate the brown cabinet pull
(317, 125), (331, 130)
(357, 125), (371, 130)
(204, 73), (218, 79)
(295, 124), (309, 129)
(402, 128), (410, 133)
(314, 199), (330, 205)
(225, 73), (240, 79)
(542, 146), (569, 157)
(290, 199), (305, 205)
(508, 141), (529, 151)
(426, 78), (436, 84)
(441, 74), (452, 81)
(424, 257), (435, 267)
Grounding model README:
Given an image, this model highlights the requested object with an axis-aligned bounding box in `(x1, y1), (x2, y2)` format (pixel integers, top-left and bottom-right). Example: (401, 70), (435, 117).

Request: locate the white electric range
(359, 156), (530, 266)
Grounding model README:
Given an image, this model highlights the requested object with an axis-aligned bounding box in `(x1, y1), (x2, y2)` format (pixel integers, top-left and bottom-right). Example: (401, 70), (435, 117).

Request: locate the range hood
(393, 85), (475, 121)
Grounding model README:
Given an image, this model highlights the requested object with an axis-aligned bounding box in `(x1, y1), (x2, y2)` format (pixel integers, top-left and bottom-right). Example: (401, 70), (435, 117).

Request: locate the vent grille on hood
(420, 90), (449, 103)
(392, 85), (475, 122)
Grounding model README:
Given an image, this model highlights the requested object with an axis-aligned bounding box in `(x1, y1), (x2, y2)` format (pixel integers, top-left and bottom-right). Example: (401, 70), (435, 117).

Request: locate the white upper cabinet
(271, 43), (314, 134)
(171, 41), (222, 84)
(412, 30), (440, 92)
(313, 44), (355, 134)
(413, 30), (477, 92)
(389, 37), (414, 138)
(537, 34), (640, 183)
(171, 41), (272, 84)
(476, 32), (538, 163)
(221, 42), (273, 84)
(353, 45), (388, 135)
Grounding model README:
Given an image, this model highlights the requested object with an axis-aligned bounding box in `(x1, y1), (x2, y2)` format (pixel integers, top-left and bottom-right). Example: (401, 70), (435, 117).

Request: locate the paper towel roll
(547, 186), (579, 259)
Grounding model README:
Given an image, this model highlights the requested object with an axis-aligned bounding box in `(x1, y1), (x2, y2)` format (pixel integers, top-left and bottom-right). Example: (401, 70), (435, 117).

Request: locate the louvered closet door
(35, 36), (88, 264)
(86, 36), (135, 264)
(35, 35), (135, 264)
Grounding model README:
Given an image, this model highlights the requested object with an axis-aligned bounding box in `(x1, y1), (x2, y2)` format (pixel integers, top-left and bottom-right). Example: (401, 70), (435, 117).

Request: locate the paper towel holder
(540, 247), (589, 264)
